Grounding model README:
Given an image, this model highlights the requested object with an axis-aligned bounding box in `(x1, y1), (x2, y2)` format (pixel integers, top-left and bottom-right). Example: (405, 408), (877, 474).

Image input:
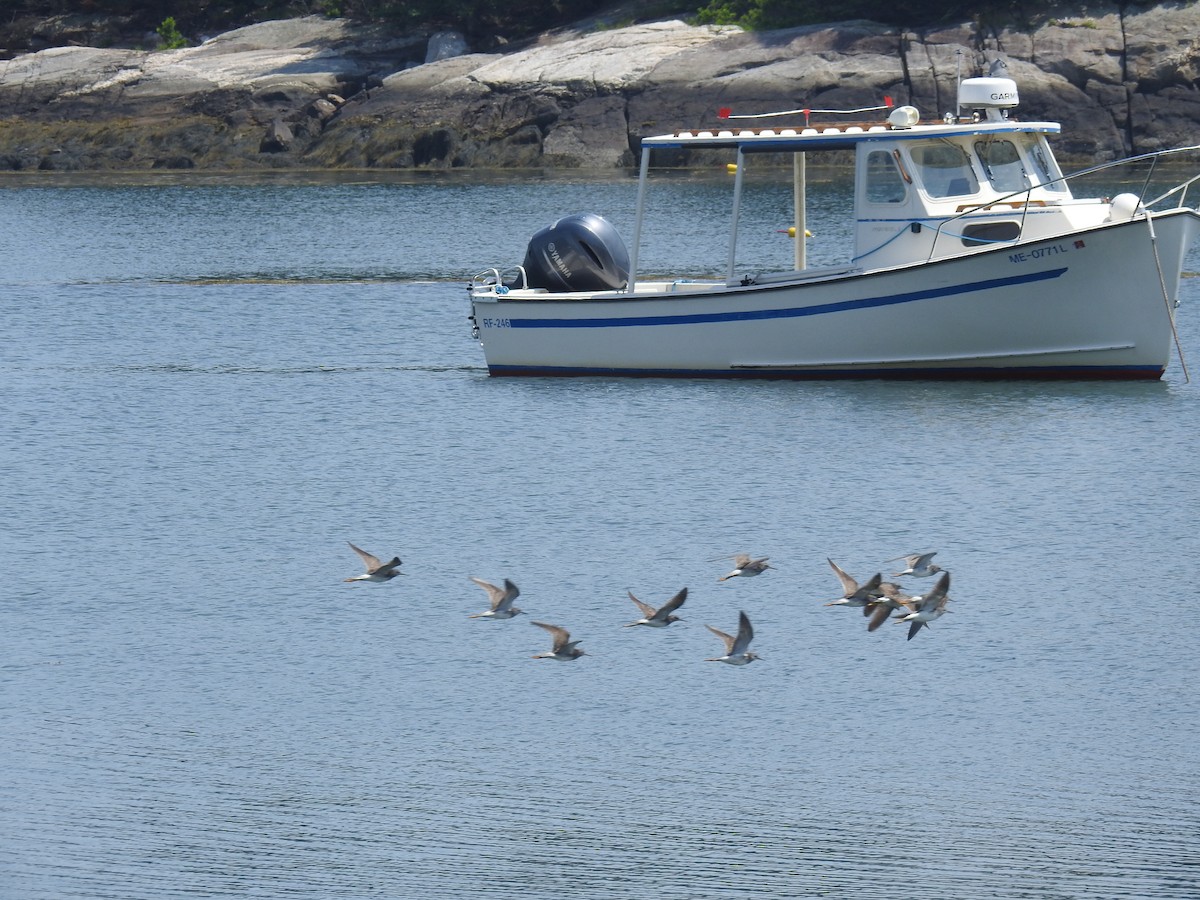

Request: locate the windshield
(908, 141), (979, 198)
(975, 139), (1030, 192)
(1027, 136), (1070, 194)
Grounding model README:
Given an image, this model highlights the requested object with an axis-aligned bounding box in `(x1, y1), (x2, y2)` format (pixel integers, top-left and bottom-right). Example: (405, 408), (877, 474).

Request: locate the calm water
(2, 170), (1200, 899)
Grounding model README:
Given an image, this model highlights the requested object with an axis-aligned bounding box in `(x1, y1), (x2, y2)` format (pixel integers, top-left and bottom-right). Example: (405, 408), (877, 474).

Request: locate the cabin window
(961, 222), (1021, 247)
(908, 142), (979, 198)
(1028, 137), (1069, 194)
(865, 150), (907, 203)
(975, 139), (1030, 193)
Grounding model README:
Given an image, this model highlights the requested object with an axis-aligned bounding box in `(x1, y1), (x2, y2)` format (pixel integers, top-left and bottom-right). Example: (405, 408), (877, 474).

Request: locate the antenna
(954, 48), (964, 118)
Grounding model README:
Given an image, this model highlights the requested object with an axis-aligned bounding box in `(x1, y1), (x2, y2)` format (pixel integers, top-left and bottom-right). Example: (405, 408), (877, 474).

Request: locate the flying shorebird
(530, 622), (586, 661)
(467, 576), (522, 619)
(895, 571), (951, 640)
(344, 542), (404, 583)
(624, 587), (687, 627)
(887, 551), (943, 578)
(704, 610), (760, 665)
(716, 553), (773, 582)
(824, 558), (885, 616)
(866, 581), (918, 632)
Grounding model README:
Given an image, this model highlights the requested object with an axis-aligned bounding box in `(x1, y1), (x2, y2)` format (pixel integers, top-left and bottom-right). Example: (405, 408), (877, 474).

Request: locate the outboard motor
(520, 213), (630, 292)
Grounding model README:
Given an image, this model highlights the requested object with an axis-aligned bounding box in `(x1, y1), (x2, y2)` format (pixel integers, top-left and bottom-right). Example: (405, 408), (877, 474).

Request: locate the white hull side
(472, 212), (1200, 379)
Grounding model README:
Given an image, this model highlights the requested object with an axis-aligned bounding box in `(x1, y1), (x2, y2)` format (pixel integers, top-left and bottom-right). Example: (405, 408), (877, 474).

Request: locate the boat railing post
(794, 151), (807, 270)
(727, 147), (746, 284)
(626, 146), (652, 294)
(1137, 153), (1161, 206)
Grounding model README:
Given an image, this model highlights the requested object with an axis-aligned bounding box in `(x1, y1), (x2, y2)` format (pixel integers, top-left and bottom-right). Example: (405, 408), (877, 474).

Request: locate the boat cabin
(850, 122), (1072, 267)
(632, 73), (1120, 285)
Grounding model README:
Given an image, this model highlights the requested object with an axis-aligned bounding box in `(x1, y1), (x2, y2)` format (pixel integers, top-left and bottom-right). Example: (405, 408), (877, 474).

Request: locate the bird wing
(374, 557), (403, 576)
(867, 603), (894, 632)
(627, 590), (658, 619)
(906, 620), (925, 641)
(705, 624), (736, 653)
(348, 542), (384, 571)
(920, 572), (950, 609)
(498, 579), (521, 608)
(731, 553), (751, 568)
(532, 621), (571, 652)
(730, 611), (755, 656)
(915, 551), (938, 567)
(855, 571), (883, 600)
(658, 587), (688, 617)
(827, 558), (858, 596)
(470, 576), (506, 609)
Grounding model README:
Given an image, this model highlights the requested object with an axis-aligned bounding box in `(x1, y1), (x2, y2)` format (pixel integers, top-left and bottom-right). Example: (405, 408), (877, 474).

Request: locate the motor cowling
(521, 213), (630, 292)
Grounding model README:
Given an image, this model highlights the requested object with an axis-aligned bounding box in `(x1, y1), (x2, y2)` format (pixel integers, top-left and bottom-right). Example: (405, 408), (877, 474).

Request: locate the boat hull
(471, 211), (1199, 380)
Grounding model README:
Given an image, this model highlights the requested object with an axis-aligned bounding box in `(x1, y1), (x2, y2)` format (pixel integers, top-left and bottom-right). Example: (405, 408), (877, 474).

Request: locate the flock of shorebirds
(344, 543), (952, 665)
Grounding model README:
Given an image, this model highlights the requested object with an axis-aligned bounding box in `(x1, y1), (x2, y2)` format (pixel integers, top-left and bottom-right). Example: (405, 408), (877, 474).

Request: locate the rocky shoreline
(2, 4), (1199, 172)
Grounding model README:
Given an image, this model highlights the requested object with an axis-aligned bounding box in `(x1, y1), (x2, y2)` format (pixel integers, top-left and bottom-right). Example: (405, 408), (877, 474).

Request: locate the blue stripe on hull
(509, 267), (1070, 329)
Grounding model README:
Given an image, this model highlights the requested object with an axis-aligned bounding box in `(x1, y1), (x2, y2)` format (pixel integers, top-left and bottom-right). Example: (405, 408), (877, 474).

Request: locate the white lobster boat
(469, 65), (1200, 380)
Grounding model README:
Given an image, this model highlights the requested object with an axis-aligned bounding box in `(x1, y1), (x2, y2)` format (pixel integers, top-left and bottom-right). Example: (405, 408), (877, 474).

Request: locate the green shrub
(156, 16), (188, 50)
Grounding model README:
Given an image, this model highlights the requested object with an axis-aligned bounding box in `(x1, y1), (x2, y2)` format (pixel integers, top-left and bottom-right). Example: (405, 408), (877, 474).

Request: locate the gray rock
(309, 97), (338, 121)
(261, 117), (293, 153)
(308, 7), (1200, 169)
(152, 155), (196, 169)
(542, 96), (634, 168)
(425, 31), (468, 64)
(2, 6), (1200, 170)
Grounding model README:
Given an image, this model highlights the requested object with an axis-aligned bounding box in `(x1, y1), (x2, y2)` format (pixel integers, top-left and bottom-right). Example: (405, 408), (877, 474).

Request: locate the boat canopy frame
(626, 127), (1200, 294)
(626, 120), (1063, 294)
